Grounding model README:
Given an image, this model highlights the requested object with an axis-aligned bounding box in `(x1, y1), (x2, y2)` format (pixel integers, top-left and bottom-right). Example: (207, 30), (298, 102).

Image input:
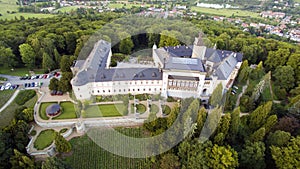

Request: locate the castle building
(71, 35), (243, 103)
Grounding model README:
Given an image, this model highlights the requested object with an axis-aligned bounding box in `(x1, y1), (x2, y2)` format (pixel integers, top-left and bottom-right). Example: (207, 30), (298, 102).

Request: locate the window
(138, 89), (140, 91)
(92, 90), (94, 93)
(124, 89), (126, 92)
(143, 88), (146, 91)
(78, 88), (80, 91)
(98, 90), (100, 93)
(103, 90), (105, 93)
(128, 89), (130, 92)
(141, 82), (143, 84)
(119, 89), (121, 92)
(108, 90), (111, 93)
(133, 89), (135, 91)
(149, 88), (151, 91)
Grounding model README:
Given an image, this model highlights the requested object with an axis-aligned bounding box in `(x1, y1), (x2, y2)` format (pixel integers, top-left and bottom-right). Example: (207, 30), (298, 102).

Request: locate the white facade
(71, 37), (243, 102)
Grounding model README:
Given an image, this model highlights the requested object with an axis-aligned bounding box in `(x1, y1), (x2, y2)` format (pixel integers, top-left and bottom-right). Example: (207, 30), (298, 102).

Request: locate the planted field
(63, 128), (149, 169)
(34, 129), (56, 150)
(0, 90), (14, 108)
(191, 6), (261, 18)
(53, 102), (77, 120)
(0, 94), (37, 128)
(83, 104), (125, 118)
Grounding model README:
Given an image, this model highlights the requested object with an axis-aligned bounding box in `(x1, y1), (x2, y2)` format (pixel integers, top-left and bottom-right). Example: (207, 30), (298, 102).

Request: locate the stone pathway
(0, 89), (20, 112)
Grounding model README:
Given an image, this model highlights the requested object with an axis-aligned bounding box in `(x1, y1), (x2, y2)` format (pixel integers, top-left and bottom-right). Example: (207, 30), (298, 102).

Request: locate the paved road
(0, 89), (20, 112)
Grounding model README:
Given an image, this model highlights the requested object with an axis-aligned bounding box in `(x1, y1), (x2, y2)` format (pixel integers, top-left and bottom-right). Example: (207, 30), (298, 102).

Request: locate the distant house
(261, 11), (285, 19)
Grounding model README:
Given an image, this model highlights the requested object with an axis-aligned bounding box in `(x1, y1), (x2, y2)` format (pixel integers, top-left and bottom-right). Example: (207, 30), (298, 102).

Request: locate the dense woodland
(0, 11), (299, 169)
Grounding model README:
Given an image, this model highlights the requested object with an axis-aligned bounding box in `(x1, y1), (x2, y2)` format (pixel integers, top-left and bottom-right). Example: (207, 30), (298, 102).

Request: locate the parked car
(56, 91), (63, 95)
(31, 82), (35, 87)
(233, 85), (239, 90)
(50, 90), (57, 96)
(28, 83), (31, 87)
(0, 86), (4, 91)
(24, 83), (28, 87)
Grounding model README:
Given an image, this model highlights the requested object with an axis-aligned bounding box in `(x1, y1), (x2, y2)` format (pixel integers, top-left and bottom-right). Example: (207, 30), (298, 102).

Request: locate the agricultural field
(63, 128), (149, 169)
(0, 94), (37, 128)
(0, 0), (53, 20)
(34, 129), (56, 150)
(82, 104), (125, 118)
(191, 6), (261, 18)
(0, 90), (15, 108)
(53, 102), (77, 120)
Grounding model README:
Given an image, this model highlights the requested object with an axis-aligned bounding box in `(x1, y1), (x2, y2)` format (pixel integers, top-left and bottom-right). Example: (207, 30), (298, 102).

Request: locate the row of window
(91, 88), (162, 94)
(94, 80), (161, 87)
(168, 80), (199, 88)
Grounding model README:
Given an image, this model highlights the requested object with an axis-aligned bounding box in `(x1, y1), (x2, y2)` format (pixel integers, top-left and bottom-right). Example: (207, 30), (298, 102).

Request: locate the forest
(0, 10), (299, 169)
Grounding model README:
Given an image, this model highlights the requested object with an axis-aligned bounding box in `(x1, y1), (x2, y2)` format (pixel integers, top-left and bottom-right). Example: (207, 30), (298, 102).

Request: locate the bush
(59, 128), (68, 134)
(167, 96), (176, 102)
(15, 90), (36, 105)
(162, 105), (171, 115)
(30, 130), (37, 136)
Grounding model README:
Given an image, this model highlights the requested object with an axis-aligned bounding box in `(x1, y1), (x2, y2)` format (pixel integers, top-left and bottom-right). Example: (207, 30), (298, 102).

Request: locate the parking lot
(0, 72), (61, 91)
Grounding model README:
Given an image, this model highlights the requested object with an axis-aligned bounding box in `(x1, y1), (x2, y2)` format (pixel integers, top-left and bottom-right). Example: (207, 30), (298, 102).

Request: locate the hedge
(15, 90), (36, 105)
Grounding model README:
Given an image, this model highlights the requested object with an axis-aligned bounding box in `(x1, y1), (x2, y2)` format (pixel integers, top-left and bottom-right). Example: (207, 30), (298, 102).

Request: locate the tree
(42, 157), (71, 169)
(267, 130), (291, 147)
(159, 154), (180, 169)
(248, 101), (272, 132)
(287, 53), (300, 83)
(0, 46), (17, 68)
(271, 136), (300, 169)
(262, 115), (277, 133)
(209, 83), (223, 107)
(159, 30), (181, 47)
(272, 116), (300, 133)
(58, 72), (73, 92)
(42, 52), (56, 72)
(273, 65), (295, 91)
(19, 43), (35, 69)
(64, 32), (77, 55)
(237, 60), (250, 83)
(195, 107), (207, 136)
(60, 55), (72, 72)
(55, 133), (71, 153)
(240, 141), (266, 169)
(228, 107), (240, 142)
(119, 38), (134, 54)
(49, 78), (59, 91)
(9, 149), (35, 169)
(265, 49), (290, 71)
(204, 144), (239, 169)
(15, 108), (34, 122)
(249, 127), (266, 142)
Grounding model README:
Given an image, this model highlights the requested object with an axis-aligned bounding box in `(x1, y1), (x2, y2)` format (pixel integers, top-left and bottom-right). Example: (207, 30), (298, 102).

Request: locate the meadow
(191, 6), (261, 18)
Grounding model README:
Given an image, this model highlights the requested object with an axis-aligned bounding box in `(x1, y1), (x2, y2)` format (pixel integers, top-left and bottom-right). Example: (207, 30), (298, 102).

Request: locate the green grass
(39, 102), (56, 120)
(162, 105), (171, 115)
(0, 67), (44, 76)
(53, 102), (77, 120)
(83, 104), (125, 118)
(191, 6), (261, 18)
(0, 94), (37, 128)
(63, 130), (149, 169)
(136, 103), (146, 114)
(0, 90), (15, 108)
(0, 76), (7, 81)
(108, 3), (125, 8)
(34, 129), (56, 150)
(150, 104), (159, 113)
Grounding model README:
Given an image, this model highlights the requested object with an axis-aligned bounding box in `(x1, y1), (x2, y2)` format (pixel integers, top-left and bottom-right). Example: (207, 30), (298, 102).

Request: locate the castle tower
(192, 32), (207, 60)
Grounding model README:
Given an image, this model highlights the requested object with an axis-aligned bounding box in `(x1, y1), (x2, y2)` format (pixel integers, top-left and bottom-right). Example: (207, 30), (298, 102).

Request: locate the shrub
(60, 128), (68, 134)
(15, 90), (36, 105)
(30, 130), (37, 136)
(162, 105), (171, 115)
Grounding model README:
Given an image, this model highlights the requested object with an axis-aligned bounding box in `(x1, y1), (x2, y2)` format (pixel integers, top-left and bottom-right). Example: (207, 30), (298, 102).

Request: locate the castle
(71, 35), (243, 104)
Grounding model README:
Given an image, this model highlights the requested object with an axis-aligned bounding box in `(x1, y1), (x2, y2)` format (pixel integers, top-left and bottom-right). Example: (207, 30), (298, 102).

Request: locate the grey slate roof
(46, 104), (61, 115)
(163, 46), (193, 57)
(164, 57), (206, 72)
(95, 68), (162, 82)
(214, 54), (238, 80)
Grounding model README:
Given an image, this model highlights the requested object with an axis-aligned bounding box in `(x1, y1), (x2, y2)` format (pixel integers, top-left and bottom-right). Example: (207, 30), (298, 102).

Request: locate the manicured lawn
(0, 95), (37, 128)
(34, 129), (56, 150)
(0, 67), (44, 76)
(136, 103), (146, 114)
(150, 104), (159, 113)
(63, 129), (148, 169)
(191, 6), (261, 18)
(0, 90), (15, 108)
(83, 104), (125, 118)
(162, 105), (171, 115)
(39, 102), (57, 120)
(53, 102), (77, 120)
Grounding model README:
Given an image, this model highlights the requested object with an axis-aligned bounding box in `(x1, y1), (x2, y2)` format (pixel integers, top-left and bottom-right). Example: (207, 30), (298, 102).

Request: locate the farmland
(63, 128), (149, 169)
(191, 6), (261, 18)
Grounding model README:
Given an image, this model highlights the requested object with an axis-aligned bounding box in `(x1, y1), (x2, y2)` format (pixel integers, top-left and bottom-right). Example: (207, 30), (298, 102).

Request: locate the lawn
(136, 103), (146, 114)
(63, 129), (149, 169)
(0, 94), (37, 128)
(34, 129), (56, 150)
(108, 3), (125, 9)
(0, 90), (15, 108)
(150, 104), (159, 113)
(162, 105), (171, 115)
(83, 104), (125, 118)
(39, 102), (56, 120)
(0, 67), (44, 76)
(191, 6), (261, 18)
(53, 102), (77, 120)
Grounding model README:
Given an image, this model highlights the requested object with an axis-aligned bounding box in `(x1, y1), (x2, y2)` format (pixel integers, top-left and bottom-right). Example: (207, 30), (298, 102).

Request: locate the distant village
(40, 0), (300, 43)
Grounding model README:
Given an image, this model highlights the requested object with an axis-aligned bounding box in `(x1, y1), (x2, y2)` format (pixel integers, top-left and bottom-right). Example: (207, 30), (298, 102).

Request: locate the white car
(0, 86), (4, 91)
